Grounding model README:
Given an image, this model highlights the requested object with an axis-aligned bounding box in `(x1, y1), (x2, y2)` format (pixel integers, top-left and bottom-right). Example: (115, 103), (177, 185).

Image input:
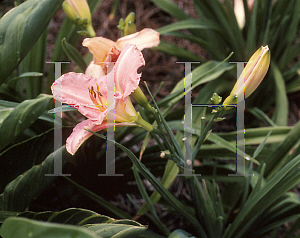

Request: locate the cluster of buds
(117, 12), (137, 36)
(62, 0), (96, 37)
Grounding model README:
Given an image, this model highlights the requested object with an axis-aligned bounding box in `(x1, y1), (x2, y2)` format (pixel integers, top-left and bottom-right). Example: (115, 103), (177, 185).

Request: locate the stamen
(90, 86), (96, 98)
(96, 83), (102, 97)
(97, 91), (102, 97)
(88, 84), (105, 110)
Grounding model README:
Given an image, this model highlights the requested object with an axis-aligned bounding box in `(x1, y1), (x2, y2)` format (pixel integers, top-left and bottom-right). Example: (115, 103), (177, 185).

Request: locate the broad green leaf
(0, 108), (13, 125)
(0, 94), (52, 150)
(0, 217), (100, 238)
(17, 208), (147, 238)
(168, 229), (196, 238)
(18, 29), (47, 99)
(19, 208), (113, 225)
(0, 146), (71, 211)
(0, 0), (63, 84)
(85, 223), (146, 238)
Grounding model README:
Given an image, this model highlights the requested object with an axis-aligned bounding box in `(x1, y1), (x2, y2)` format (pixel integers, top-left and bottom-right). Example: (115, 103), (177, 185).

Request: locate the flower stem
(134, 112), (153, 132)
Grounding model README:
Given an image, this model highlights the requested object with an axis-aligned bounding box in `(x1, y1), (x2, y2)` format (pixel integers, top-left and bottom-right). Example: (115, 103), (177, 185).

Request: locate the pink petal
(113, 97), (137, 122)
(66, 119), (107, 155)
(66, 119), (138, 155)
(116, 28), (160, 50)
(51, 72), (102, 121)
(114, 44), (145, 98)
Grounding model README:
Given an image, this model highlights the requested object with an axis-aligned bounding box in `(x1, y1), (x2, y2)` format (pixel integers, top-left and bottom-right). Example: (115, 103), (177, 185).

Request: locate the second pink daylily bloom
(52, 44), (153, 155)
(83, 28), (160, 77)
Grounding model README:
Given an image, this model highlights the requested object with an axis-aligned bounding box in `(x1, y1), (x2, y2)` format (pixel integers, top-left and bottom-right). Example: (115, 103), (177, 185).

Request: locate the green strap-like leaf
(157, 18), (221, 34)
(271, 62), (289, 126)
(224, 154), (300, 238)
(150, 0), (190, 20)
(89, 131), (204, 237)
(61, 38), (88, 72)
(153, 41), (203, 62)
(0, 0), (63, 85)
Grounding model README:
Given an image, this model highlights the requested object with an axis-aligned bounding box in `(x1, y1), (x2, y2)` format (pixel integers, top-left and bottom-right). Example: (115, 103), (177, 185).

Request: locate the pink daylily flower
(51, 44), (152, 155)
(83, 28), (160, 77)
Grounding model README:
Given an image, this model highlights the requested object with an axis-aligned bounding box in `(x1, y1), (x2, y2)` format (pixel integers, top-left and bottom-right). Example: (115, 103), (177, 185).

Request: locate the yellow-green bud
(223, 45), (270, 109)
(62, 1), (78, 23)
(118, 12), (137, 36)
(117, 18), (125, 31)
(62, 0), (95, 37)
(124, 21), (137, 36)
(210, 93), (222, 104)
(125, 12), (135, 24)
(131, 86), (152, 111)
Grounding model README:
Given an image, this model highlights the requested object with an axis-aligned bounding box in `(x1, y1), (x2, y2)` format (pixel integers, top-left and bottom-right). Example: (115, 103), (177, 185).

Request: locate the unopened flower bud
(131, 86), (152, 111)
(119, 12), (137, 36)
(223, 45), (270, 109)
(124, 21), (137, 36)
(62, 0), (95, 37)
